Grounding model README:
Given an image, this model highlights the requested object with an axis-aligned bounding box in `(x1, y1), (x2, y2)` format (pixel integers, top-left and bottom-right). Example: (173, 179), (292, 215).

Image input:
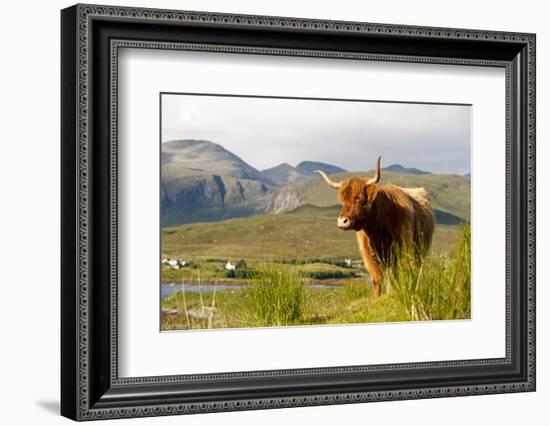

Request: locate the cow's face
(314, 156), (382, 231)
(336, 179), (375, 230)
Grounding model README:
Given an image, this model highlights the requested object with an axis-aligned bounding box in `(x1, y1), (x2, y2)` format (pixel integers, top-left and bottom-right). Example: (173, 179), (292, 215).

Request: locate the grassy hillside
(162, 204), (461, 262)
(382, 164), (431, 175)
(291, 170), (470, 221)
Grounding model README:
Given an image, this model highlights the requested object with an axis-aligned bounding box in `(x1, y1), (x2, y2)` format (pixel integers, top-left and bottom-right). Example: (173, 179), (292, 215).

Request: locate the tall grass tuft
(385, 224), (471, 321)
(243, 262), (306, 327)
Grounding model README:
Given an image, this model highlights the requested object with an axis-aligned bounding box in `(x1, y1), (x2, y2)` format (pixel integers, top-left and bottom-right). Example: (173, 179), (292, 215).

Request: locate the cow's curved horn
(367, 156), (381, 185)
(314, 170), (341, 189)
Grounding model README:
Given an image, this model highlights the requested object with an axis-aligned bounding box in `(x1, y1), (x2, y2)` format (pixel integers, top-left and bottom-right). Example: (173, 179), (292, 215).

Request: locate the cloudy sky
(161, 93), (471, 175)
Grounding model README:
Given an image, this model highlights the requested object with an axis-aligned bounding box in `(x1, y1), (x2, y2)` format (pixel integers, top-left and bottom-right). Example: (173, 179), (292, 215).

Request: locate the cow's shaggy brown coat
(315, 157), (435, 296)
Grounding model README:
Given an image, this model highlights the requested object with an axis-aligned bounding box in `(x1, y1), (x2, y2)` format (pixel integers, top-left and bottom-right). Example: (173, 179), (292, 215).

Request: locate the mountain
(296, 161), (346, 176)
(261, 163), (307, 186)
(162, 139), (270, 184)
(161, 140), (470, 225)
(161, 140), (273, 225)
(382, 164), (431, 175)
(261, 161), (346, 186)
(272, 170), (471, 222)
(161, 174), (270, 225)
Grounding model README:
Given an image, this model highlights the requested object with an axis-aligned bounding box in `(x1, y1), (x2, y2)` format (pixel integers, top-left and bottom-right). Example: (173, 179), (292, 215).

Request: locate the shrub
(242, 262), (305, 326)
(305, 270), (356, 280)
(224, 268), (254, 279)
(384, 224), (471, 321)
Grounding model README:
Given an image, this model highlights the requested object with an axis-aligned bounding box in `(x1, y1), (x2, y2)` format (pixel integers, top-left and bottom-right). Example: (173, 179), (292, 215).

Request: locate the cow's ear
(364, 184), (378, 207)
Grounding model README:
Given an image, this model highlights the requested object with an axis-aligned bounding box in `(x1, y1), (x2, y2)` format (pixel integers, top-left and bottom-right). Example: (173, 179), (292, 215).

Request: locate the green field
(161, 205), (470, 330)
(162, 205), (459, 268)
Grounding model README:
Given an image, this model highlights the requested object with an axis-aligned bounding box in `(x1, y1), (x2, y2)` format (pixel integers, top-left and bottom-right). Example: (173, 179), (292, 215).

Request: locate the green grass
(160, 202), (470, 331)
(161, 204), (460, 268)
(161, 225), (471, 330)
(160, 214), (460, 286)
(242, 263), (306, 327)
(161, 283), (408, 330)
(383, 224), (471, 321)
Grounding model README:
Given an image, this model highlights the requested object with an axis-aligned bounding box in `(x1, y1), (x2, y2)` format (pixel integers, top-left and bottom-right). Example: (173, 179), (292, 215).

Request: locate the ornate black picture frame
(61, 4), (536, 421)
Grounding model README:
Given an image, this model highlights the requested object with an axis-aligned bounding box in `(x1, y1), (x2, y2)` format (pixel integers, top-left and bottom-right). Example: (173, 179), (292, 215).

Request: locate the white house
(165, 258), (186, 270)
(225, 261), (236, 271)
(344, 259), (352, 268)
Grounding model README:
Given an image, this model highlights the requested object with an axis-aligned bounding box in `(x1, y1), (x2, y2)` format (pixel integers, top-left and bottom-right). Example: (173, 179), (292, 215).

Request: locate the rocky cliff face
(161, 139), (347, 225)
(161, 174), (269, 226)
(264, 186), (302, 214)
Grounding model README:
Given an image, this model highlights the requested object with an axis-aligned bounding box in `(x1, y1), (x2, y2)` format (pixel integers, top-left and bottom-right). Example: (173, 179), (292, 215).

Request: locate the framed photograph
(61, 4), (536, 421)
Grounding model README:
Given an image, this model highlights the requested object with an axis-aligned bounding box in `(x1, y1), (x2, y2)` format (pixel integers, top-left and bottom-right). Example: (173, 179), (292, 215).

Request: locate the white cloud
(162, 94), (471, 174)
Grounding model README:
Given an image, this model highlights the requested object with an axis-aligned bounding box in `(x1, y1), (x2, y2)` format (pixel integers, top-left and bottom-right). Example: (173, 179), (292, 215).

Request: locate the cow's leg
(355, 230), (383, 296)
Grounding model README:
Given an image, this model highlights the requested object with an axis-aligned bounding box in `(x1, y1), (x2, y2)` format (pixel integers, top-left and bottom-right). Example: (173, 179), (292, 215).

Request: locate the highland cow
(315, 157), (435, 296)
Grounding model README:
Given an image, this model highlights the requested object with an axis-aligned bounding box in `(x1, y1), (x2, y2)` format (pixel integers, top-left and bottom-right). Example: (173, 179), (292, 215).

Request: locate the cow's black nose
(337, 216), (350, 228)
